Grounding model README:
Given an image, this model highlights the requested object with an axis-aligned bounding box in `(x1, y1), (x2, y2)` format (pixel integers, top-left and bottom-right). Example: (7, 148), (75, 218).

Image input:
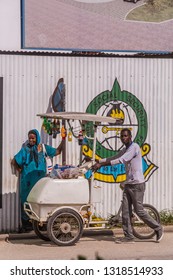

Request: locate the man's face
(28, 133), (37, 146)
(120, 131), (131, 145)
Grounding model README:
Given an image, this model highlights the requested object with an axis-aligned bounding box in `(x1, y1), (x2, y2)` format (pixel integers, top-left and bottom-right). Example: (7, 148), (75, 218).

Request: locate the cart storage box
(25, 177), (90, 221)
(27, 177), (89, 204)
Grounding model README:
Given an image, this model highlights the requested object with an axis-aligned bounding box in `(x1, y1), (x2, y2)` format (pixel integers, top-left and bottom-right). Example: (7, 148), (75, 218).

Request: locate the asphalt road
(0, 227), (173, 260)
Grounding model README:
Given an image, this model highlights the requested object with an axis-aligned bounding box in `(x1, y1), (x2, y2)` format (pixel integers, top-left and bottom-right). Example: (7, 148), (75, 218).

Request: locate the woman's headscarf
(27, 129), (41, 167)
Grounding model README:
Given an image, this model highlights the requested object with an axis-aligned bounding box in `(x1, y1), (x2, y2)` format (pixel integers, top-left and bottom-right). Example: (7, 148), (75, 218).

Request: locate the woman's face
(28, 133), (37, 146)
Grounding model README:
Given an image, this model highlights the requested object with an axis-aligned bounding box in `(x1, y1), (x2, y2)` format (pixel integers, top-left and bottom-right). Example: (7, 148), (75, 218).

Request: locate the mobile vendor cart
(24, 112), (160, 245)
(24, 112), (118, 246)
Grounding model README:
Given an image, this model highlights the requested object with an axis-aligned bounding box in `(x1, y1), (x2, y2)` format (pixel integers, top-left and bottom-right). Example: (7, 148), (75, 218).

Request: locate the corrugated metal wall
(0, 53), (173, 232)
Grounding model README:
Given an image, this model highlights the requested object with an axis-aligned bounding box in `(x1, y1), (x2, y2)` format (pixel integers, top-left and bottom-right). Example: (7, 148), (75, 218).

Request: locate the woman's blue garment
(14, 129), (57, 219)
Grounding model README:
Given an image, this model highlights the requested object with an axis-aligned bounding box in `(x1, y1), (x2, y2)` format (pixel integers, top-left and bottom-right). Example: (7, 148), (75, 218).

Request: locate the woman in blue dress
(11, 129), (63, 232)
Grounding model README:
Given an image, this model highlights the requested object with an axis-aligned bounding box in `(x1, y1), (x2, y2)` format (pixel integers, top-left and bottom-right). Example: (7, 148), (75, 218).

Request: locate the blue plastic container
(54, 164), (74, 172)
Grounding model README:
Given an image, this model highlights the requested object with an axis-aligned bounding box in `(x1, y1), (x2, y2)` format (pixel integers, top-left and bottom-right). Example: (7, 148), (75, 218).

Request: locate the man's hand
(91, 162), (102, 172)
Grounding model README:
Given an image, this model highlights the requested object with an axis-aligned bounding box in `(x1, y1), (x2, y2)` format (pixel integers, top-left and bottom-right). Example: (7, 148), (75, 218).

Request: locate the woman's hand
(56, 140), (64, 155)
(37, 144), (42, 153)
(11, 158), (22, 173)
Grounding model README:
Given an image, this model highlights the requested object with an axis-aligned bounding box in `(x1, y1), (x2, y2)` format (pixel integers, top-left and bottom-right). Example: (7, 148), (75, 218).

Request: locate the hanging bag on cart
(42, 144), (53, 174)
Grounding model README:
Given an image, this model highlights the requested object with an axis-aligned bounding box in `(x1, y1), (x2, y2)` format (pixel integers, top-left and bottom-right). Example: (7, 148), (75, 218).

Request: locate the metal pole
(89, 123), (97, 204)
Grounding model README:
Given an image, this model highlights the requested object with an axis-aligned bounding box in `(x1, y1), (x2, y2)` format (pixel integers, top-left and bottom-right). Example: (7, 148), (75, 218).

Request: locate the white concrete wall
(0, 0), (21, 50)
(0, 53), (173, 232)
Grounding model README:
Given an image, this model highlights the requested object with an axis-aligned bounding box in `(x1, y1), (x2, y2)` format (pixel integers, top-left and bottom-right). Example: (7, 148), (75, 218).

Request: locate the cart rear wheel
(32, 220), (50, 241)
(132, 204), (160, 239)
(47, 208), (83, 246)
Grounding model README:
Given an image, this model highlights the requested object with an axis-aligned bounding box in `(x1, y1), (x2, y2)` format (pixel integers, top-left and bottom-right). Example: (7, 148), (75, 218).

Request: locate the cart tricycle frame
(24, 112), (118, 245)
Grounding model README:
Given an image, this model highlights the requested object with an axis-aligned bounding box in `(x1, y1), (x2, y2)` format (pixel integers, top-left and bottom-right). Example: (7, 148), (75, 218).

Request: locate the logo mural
(83, 79), (158, 183)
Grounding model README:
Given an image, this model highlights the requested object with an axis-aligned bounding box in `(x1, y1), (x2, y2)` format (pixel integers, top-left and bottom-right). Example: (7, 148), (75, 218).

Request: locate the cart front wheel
(47, 208), (83, 246)
(32, 220), (50, 241)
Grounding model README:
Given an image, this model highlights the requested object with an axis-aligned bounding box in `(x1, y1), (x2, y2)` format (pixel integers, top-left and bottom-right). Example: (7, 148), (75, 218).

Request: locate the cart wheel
(32, 220), (50, 241)
(47, 208), (83, 246)
(132, 204), (160, 239)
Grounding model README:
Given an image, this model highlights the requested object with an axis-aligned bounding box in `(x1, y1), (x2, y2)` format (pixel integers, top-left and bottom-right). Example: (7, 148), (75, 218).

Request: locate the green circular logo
(85, 79), (148, 159)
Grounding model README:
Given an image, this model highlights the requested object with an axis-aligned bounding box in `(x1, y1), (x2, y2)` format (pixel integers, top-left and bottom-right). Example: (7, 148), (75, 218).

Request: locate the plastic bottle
(78, 130), (83, 145)
(68, 130), (72, 142)
(61, 125), (66, 139)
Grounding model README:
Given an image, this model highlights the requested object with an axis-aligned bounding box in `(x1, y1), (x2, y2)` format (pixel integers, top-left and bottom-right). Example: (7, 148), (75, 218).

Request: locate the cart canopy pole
(89, 123), (97, 205)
